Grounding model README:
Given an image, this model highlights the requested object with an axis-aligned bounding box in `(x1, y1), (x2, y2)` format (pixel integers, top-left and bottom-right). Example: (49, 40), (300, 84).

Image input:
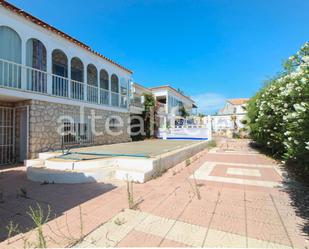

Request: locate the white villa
(130, 83), (197, 127)
(0, 1), (132, 165)
(212, 98), (249, 133)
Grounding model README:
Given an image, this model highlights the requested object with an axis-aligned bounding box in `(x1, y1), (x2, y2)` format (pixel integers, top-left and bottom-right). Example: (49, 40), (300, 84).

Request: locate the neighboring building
(150, 85), (197, 126)
(129, 83), (198, 136)
(130, 82), (151, 115)
(212, 98), (249, 132)
(0, 1), (132, 165)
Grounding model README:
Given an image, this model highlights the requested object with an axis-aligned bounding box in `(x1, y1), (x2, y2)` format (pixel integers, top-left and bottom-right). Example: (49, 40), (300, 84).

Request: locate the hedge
(247, 42), (309, 176)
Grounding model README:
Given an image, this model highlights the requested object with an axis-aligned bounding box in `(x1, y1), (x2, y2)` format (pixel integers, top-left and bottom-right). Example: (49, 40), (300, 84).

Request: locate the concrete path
(1, 139), (308, 248)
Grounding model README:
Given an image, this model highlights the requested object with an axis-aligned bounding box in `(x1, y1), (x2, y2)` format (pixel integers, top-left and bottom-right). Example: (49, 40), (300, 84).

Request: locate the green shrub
(247, 42), (309, 176)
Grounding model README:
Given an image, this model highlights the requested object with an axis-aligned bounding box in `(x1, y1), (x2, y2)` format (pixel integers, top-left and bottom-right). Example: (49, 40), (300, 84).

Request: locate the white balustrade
(99, 88), (109, 105)
(0, 58), (128, 109)
(87, 85), (98, 103)
(111, 92), (120, 107)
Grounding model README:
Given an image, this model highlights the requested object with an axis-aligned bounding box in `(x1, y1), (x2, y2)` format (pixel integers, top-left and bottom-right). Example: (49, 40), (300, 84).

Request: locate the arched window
(0, 26), (21, 63)
(111, 74), (119, 106)
(0, 26), (22, 88)
(52, 49), (68, 77)
(52, 49), (68, 97)
(26, 38), (47, 92)
(111, 74), (119, 93)
(87, 64), (97, 86)
(87, 64), (98, 103)
(71, 57), (84, 82)
(26, 38), (46, 71)
(99, 69), (109, 105)
(71, 57), (84, 100)
(100, 69), (109, 90)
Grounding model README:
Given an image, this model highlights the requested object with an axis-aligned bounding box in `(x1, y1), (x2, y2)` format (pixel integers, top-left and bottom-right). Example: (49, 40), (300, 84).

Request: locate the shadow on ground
(0, 168), (117, 242)
(249, 142), (309, 237)
(281, 173), (309, 237)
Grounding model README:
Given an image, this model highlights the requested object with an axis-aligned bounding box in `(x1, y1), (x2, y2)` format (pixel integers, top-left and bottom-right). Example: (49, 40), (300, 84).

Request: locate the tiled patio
(1, 138), (308, 248)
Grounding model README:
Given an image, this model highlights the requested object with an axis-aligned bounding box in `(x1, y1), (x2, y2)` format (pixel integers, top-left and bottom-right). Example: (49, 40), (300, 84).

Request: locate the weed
(6, 220), (19, 244)
(185, 159), (191, 167)
(207, 140), (217, 148)
(114, 217), (126, 226)
(19, 188), (27, 198)
(126, 180), (135, 209)
(27, 203), (51, 248)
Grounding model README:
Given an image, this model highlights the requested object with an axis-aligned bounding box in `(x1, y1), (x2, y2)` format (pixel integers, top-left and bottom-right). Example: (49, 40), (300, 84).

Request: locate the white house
(130, 82), (151, 115)
(0, 1), (132, 165)
(212, 98), (249, 133)
(150, 85), (197, 124)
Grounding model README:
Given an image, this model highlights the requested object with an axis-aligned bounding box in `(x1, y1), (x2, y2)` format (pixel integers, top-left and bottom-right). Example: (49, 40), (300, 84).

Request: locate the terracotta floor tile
(210, 214), (246, 236)
(246, 220), (291, 246)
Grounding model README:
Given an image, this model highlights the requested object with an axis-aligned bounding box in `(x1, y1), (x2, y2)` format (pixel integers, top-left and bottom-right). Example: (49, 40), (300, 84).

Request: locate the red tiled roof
(0, 0), (133, 74)
(227, 98), (249, 105)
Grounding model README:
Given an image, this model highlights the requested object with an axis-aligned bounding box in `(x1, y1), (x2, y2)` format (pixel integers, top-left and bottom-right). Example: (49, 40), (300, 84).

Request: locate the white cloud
(192, 93), (226, 115)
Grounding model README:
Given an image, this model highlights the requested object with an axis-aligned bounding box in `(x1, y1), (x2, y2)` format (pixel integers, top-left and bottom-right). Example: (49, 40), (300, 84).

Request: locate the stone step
(25, 159), (45, 167)
(27, 165), (115, 184)
(114, 168), (153, 183)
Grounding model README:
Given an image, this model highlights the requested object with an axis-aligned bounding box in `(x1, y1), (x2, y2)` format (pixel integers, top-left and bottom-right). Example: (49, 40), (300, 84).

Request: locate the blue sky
(9, 0), (309, 113)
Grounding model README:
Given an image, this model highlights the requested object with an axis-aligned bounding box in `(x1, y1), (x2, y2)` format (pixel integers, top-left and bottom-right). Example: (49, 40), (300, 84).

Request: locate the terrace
(0, 26), (130, 110)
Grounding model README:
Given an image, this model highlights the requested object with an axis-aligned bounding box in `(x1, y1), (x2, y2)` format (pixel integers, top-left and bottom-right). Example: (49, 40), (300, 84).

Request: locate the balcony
(0, 58), (128, 109)
(129, 98), (144, 114)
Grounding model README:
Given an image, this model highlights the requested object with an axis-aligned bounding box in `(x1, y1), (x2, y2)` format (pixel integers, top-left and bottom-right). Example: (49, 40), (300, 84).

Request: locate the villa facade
(0, 1), (132, 165)
(212, 98), (249, 133)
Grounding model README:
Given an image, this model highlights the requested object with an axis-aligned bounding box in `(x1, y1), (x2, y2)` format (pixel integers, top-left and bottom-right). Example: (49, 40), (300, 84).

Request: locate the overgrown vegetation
(126, 179), (139, 210)
(6, 221), (19, 243)
(27, 203), (51, 248)
(179, 105), (189, 118)
(247, 42), (309, 179)
(207, 140), (217, 148)
(142, 93), (157, 138)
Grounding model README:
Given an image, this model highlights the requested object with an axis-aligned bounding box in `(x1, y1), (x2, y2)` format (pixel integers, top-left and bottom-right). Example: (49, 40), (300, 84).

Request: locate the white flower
(303, 56), (309, 63)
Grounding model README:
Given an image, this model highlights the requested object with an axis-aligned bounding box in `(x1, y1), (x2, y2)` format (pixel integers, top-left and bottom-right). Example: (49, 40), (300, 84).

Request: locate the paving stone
(204, 229), (247, 248)
(165, 221), (207, 247)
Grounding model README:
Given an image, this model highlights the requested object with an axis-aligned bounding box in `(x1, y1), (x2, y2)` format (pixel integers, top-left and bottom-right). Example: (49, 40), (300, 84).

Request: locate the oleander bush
(247, 42), (309, 177)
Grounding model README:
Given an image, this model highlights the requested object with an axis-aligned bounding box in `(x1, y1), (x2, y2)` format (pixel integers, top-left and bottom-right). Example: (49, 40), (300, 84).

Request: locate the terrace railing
(0, 58), (128, 109)
(111, 92), (120, 107)
(99, 88), (110, 105)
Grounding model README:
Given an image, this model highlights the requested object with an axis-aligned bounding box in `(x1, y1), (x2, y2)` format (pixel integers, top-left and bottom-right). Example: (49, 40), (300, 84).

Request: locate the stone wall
(28, 100), (132, 159)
